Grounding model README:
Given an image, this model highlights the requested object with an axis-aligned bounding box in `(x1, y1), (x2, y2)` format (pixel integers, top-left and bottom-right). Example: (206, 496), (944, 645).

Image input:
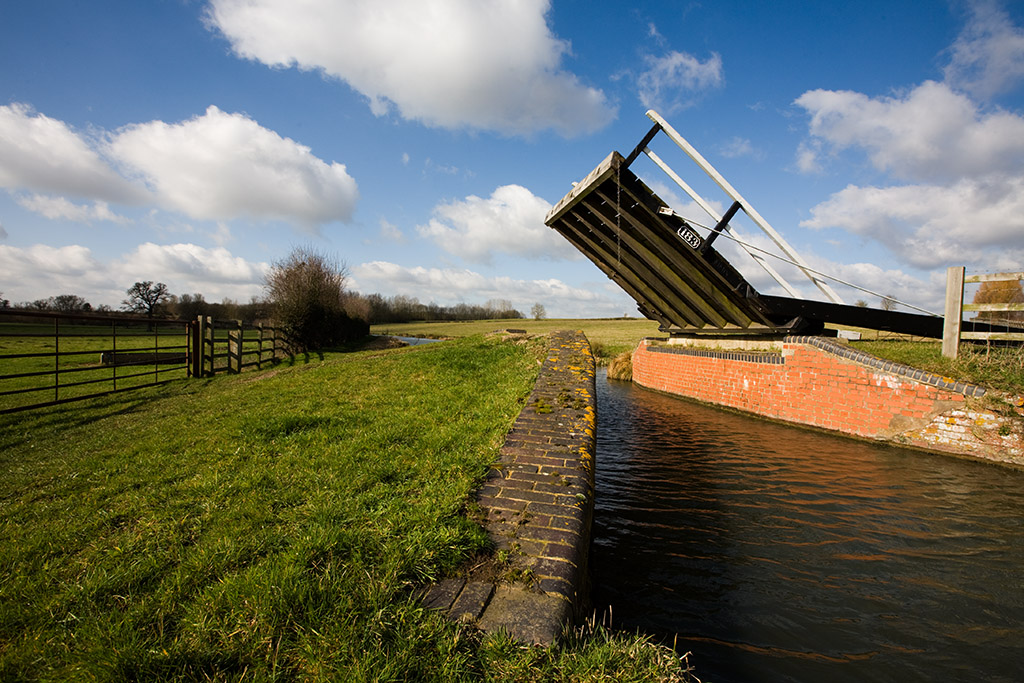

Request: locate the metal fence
(0, 310), (290, 415)
(0, 309), (191, 415)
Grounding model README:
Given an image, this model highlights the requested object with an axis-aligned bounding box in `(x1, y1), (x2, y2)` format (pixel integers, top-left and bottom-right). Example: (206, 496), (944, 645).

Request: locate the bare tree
(123, 281), (170, 327)
(264, 247), (366, 350)
(531, 302), (547, 320)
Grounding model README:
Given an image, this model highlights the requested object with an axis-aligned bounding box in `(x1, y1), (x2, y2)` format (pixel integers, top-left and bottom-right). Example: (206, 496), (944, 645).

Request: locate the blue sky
(2, 0), (1023, 317)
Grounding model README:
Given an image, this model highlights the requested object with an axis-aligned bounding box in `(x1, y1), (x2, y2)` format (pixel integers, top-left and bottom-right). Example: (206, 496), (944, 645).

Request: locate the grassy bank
(0, 335), (690, 681)
(852, 340), (1024, 394)
(372, 319), (661, 364)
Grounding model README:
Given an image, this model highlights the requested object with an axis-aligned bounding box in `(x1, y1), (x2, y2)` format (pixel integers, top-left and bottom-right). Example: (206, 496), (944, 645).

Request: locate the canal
(591, 369), (1024, 682)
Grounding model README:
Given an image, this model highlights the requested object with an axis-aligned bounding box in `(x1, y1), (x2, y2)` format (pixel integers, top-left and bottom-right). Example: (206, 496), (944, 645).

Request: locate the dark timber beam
(576, 195), (729, 328)
(700, 201), (742, 254)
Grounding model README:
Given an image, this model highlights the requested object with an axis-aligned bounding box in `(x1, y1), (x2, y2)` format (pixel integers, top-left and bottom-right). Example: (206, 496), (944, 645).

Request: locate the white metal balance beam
(644, 110), (844, 304)
(643, 147), (801, 298)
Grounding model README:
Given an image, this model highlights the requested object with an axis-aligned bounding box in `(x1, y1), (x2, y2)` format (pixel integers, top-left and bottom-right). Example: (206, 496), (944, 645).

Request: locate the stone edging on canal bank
(423, 330), (597, 645)
(634, 336), (1024, 468)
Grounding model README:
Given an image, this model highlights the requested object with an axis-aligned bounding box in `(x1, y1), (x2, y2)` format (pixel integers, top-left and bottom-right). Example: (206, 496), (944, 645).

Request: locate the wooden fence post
(228, 320), (241, 373)
(942, 266), (965, 359)
(192, 316), (205, 377)
(204, 316), (215, 376)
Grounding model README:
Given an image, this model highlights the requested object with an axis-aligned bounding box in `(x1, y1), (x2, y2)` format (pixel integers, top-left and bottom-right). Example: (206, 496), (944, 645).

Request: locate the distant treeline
(356, 294), (523, 324)
(6, 291), (522, 325)
(6, 293), (273, 323)
(167, 292), (524, 325)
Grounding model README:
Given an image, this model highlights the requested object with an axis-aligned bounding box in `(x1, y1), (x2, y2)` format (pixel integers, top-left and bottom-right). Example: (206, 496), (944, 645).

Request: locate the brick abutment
(423, 330), (596, 645)
(632, 336), (1024, 467)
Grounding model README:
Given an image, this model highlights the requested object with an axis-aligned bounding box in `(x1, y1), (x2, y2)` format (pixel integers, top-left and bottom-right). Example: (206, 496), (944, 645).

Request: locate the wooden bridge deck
(545, 150), (956, 339)
(545, 151), (810, 336)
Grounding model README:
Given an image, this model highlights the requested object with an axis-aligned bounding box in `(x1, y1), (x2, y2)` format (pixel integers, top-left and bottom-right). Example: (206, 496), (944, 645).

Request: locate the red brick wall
(632, 339), (967, 439)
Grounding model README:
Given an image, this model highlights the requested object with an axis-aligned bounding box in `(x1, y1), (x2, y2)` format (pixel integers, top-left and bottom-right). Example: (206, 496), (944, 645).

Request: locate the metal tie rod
(663, 209), (939, 317)
(643, 146), (801, 298)
(644, 110), (845, 304)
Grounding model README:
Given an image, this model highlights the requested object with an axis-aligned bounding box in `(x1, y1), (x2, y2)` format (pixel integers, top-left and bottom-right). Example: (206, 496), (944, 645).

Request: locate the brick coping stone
(422, 330), (597, 646)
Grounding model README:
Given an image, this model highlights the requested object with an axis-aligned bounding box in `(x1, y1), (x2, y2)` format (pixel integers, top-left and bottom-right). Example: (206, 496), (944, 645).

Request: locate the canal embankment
(633, 335), (1024, 467)
(423, 330), (597, 645)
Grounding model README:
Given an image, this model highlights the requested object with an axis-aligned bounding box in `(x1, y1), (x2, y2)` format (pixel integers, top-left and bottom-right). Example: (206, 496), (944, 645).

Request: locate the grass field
(0, 334), (691, 681)
(372, 318), (662, 363)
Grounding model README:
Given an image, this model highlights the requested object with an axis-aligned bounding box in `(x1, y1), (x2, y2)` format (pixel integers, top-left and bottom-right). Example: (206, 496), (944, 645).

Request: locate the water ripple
(592, 370), (1024, 683)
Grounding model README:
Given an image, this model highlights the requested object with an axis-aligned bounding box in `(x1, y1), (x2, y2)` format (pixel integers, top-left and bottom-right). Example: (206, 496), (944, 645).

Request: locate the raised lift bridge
(545, 111), (950, 339)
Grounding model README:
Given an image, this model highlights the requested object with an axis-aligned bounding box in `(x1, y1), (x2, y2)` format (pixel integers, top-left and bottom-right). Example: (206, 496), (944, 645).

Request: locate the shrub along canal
(592, 368), (1024, 683)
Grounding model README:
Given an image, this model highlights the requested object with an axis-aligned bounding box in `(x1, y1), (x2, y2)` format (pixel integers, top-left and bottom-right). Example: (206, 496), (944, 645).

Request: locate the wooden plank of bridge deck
(585, 191), (745, 329)
(565, 205), (716, 327)
(588, 185), (764, 329)
(544, 151), (618, 225)
(608, 172), (776, 327)
(554, 216), (699, 328)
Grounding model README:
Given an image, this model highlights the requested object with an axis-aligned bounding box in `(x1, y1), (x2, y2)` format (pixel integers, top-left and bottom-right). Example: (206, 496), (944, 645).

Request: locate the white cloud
(378, 218), (406, 244)
(636, 50), (723, 114)
(108, 106), (358, 230)
(794, 80), (1024, 183)
(0, 242), (268, 307)
(0, 103), (142, 203)
(351, 260), (628, 317)
(944, 0), (1024, 99)
(800, 177), (1024, 270)
(209, 222), (233, 247)
(0, 104), (358, 231)
(795, 141), (823, 174)
(416, 184), (577, 264)
(15, 194), (129, 224)
(205, 0), (615, 137)
(824, 261), (942, 313)
(719, 136), (762, 160)
(117, 242), (268, 286)
(792, 5), (1024, 279)
(0, 244), (112, 304)
(0, 243), (101, 279)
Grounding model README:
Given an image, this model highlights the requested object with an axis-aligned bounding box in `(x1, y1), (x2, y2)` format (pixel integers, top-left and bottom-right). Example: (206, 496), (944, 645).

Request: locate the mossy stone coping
(423, 330), (597, 645)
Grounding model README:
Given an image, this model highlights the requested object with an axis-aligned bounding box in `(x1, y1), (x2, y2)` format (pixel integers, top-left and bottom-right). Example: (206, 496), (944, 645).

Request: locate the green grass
(372, 319), (662, 364)
(852, 339), (1024, 394)
(0, 335), (691, 682)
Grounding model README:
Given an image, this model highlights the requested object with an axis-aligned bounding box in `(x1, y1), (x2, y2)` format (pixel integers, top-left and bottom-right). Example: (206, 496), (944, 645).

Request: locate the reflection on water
(592, 370), (1024, 683)
(395, 336), (443, 346)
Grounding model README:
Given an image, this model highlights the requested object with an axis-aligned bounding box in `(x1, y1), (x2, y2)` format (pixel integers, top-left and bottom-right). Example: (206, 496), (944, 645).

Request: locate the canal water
(394, 336), (443, 346)
(591, 369), (1024, 683)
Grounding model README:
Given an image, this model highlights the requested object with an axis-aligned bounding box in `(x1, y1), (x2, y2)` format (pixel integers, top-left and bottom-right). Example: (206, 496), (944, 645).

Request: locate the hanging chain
(615, 162), (622, 266)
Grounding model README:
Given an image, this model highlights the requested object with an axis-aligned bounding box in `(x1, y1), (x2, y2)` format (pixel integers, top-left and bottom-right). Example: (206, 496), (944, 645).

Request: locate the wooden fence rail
(943, 267), (1024, 358)
(190, 316), (290, 378)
